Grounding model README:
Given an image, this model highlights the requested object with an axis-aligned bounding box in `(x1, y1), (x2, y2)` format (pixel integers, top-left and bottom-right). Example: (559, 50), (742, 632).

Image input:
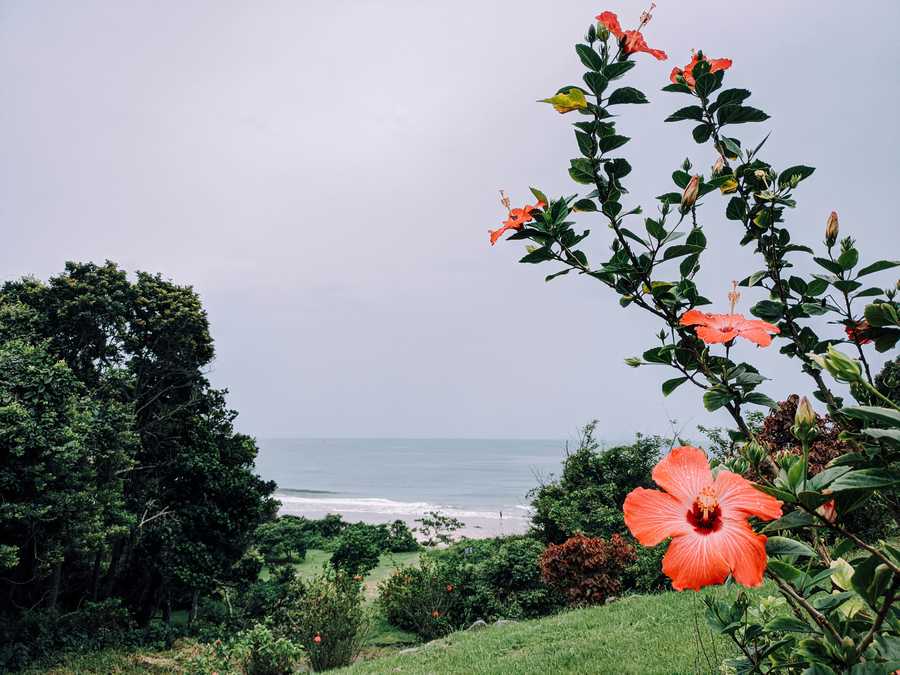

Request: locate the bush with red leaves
(539, 533), (635, 606)
(757, 394), (851, 476)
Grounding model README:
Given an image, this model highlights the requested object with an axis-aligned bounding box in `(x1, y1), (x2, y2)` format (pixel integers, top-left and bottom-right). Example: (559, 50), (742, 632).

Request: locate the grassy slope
(339, 587), (753, 675)
(26, 587), (757, 674)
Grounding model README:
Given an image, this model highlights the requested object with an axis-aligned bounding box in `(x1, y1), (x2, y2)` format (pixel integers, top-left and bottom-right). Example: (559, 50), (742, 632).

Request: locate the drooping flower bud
(742, 440), (768, 466)
(624, 357), (642, 368)
(711, 155), (726, 176)
(808, 346), (864, 384)
(816, 496), (837, 524)
(825, 211), (839, 247)
(680, 175), (700, 212)
(791, 396), (818, 443)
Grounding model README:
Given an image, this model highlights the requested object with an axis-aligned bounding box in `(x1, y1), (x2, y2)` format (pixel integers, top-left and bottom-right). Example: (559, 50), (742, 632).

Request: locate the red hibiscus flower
(670, 51), (733, 89)
(680, 309), (780, 347)
(624, 446), (782, 590)
(596, 11), (667, 61)
(489, 200), (544, 245)
(313, 632), (322, 644)
(845, 320), (872, 345)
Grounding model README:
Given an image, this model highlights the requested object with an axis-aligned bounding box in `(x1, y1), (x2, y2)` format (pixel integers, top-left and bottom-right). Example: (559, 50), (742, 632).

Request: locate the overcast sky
(3, 1), (898, 439)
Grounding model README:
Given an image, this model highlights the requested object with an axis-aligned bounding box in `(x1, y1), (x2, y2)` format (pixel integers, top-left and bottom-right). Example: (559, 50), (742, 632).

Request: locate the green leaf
(519, 247), (554, 264)
(712, 88), (751, 110)
(597, 135), (630, 153)
(777, 165), (815, 188)
(766, 536), (816, 558)
(763, 510), (814, 532)
(583, 71), (609, 95)
(805, 278), (829, 297)
(575, 130), (596, 157)
(703, 389), (732, 412)
(767, 559), (804, 583)
(726, 197), (746, 221)
(540, 88), (588, 113)
(841, 405), (900, 427)
(662, 377), (689, 396)
(744, 392), (777, 409)
(568, 158), (595, 185)
(813, 257), (843, 275)
(572, 198), (597, 212)
(665, 105), (703, 123)
(857, 259), (900, 277)
(529, 187), (548, 206)
(750, 299), (785, 321)
(692, 123), (713, 143)
(829, 468), (900, 492)
(608, 87), (648, 105)
(575, 44), (603, 71)
(765, 616), (813, 633)
(603, 61), (635, 79)
(837, 248), (859, 271)
(717, 105), (770, 125)
(662, 82), (692, 94)
(693, 72), (718, 99)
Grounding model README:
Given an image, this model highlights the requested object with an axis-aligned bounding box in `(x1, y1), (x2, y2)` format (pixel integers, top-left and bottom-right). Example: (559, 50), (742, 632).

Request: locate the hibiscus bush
(492, 6), (899, 672)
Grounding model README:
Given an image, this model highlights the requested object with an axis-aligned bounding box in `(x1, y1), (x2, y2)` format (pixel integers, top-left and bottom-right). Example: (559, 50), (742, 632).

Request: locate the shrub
(231, 623), (302, 675)
(330, 525), (382, 576)
(378, 559), (458, 641)
(276, 568), (367, 672)
(379, 536), (563, 640)
(624, 543), (667, 593)
(539, 534), (635, 606)
(254, 516), (310, 564)
(528, 423), (663, 544)
(385, 519), (419, 552)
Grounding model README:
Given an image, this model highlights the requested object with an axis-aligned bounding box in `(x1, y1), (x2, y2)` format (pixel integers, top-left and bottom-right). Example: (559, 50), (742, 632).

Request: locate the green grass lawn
(337, 586), (759, 675)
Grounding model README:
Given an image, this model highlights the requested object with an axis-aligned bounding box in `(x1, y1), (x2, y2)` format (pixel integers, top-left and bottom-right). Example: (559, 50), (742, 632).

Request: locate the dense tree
(0, 261), (276, 632)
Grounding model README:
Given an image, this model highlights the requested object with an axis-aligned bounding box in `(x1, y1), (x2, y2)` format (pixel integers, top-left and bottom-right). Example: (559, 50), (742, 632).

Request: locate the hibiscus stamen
(728, 280), (740, 314)
(638, 2), (656, 30)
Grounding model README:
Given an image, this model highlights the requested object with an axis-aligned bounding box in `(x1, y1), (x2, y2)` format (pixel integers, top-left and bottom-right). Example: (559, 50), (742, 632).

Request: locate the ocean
(253, 437), (570, 538)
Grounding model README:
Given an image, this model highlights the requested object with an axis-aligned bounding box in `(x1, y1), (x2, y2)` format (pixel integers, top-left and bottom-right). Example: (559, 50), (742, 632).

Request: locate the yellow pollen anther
(695, 486), (718, 523)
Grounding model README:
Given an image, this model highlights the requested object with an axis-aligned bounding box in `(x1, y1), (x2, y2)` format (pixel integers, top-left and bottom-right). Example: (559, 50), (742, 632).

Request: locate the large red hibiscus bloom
(624, 446), (782, 591)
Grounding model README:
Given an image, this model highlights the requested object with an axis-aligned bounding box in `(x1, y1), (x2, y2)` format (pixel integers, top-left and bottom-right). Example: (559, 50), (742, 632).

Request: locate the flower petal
(623, 488), (691, 546)
(652, 446), (712, 508)
(713, 519), (768, 588)
(679, 308), (708, 327)
(714, 471), (782, 521)
(696, 325), (735, 344)
(737, 327), (773, 347)
(662, 530), (730, 591)
(595, 11), (624, 39)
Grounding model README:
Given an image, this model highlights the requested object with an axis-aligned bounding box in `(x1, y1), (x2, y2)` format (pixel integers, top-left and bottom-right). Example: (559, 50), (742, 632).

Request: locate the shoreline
(275, 492), (531, 539)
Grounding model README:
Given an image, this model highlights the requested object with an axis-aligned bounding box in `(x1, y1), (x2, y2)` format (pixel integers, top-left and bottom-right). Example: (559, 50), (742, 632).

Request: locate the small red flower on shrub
(489, 200), (544, 245)
(431, 610), (441, 618)
(313, 632), (322, 644)
(446, 584), (454, 592)
(845, 320), (872, 345)
(596, 10), (667, 61)
(539, 533), (635, 605)
(670, 51), (732, 89)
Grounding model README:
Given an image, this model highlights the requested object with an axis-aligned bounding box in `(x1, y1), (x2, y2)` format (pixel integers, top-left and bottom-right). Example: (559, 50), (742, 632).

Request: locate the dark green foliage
(385, 519), (419, 553)
(0, 261), (277, 669)
(330, 524), (382, 576)
(529, 422), (663, 544)
(254, 516), (310, 564)
(875, 355), (900, 404)
(378, 536), (563, 640)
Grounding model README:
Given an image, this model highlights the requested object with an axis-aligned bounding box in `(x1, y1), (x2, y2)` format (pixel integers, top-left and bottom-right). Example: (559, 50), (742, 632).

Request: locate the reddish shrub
(539, 533), (635, 605)
(756, 394), (851, 476)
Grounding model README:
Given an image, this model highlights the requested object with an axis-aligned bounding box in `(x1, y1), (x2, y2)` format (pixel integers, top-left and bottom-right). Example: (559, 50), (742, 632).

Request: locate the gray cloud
(2, 0), (898, 438)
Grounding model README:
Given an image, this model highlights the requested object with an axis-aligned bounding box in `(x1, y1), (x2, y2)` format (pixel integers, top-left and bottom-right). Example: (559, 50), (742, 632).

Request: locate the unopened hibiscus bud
(791, 396), (818, 443)
(711, 155), (726, 176)
(680, 175), (700, 212)
(809, 347), (864, 384)
(742, 441), (767, 466)
(596, 22), (610, 41)
(825, 211), (839, 247)
(624, 357), (642, 368)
